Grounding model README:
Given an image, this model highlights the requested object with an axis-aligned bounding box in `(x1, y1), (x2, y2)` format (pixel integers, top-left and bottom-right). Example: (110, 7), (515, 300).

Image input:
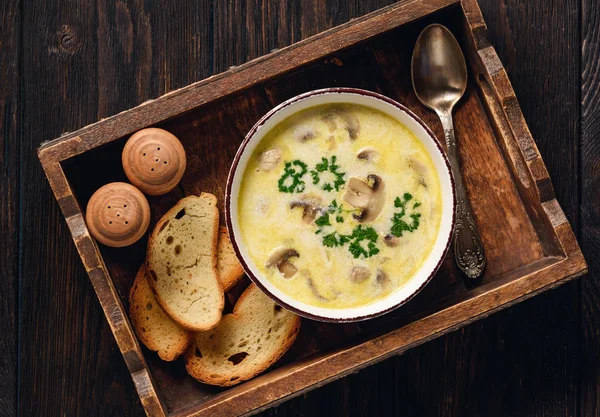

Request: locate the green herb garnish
(390, 193), (421, 237)
(331, 200), (355, 221)
(278, 160), (308, 193)
(309, 156), (346, 192)
(314, 212), (331, 227)
(348, 225), (380, 259)
(314, 201), (381, 258)
(322, 232), (351, 248)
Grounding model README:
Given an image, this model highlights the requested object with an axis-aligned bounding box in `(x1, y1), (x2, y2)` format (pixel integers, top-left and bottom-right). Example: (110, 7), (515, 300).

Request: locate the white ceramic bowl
(226, 88), (455, 322)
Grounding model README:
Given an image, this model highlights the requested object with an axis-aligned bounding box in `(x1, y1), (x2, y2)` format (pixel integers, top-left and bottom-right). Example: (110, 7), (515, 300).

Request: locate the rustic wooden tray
(38, 0), (587, 416)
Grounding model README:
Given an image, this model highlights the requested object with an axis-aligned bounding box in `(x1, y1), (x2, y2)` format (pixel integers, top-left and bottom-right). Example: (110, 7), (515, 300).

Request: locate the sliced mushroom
(266, 248), (299, 278)
(278, 261), (299, 279)
(293, 125), (316, 142)
(326, 135), (337, 151)
(322, 107), (360, 140)
(343, 174), (386, 222)
(343, 177), (373, 209)
(290, 195), (323, 224)
(343, 111), (360, 140)
(258, 148), (281, 171)
(357, 147), (380, 162)
(376, 269), (390, 288)
(349, 266), (370, 283)
(408, 156), (428, 187)
(299, 270), (334, 301)
(323, 114), (337, 133)
(384, 234), (400, 247)
(304, 273), (328, 301)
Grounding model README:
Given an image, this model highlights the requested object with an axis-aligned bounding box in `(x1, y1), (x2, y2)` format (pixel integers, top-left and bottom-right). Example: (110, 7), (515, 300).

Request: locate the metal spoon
(411, 24), (486, 279)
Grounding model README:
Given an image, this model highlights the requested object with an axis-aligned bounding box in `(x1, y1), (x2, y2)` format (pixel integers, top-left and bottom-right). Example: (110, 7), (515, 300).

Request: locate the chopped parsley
(322, 232), (351, 248)
(314, 200), (381, 259)
(314, 212), (331, 227)
(390, 193), (422, 237)
(278, 160), (308, 193)
(348, 225), (380, 259)
(314, 200), (351, 232)
(328, 200), (347, 223)
(278, 157), (345, 194)
(309, 156), (346, 192)
(320, 226), (380, 259)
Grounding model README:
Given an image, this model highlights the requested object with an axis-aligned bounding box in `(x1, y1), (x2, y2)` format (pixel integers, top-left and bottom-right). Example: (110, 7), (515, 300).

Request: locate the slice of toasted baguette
(147, 194), (224, 331)
(184, 284), (300, 386)
(129, 265), (191, 361)
(217, 226), (245, 292)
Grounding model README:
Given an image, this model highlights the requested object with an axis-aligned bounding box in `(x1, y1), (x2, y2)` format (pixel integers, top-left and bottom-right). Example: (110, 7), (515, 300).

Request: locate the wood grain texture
(18, 0), (209, 415)
(18, 0), (143, 415)
(4, 1), (596, 417)
(469, 2), (582, 416)
(41, 3), (584, 417)
(369, 27), (544, 279)
(479, 0), (581, 225)
(263, 2), (585, 416)
(0, 1), (19, 416)
(37, 0), (456, 162)
(580, 0), (600, 415)
(475, 0), (585, 415)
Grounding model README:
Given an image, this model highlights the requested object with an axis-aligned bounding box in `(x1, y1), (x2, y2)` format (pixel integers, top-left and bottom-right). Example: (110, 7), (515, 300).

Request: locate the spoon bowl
(411, 24), (467, 114)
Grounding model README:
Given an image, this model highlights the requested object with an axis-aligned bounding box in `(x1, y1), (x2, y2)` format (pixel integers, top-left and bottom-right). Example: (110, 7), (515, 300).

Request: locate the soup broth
(238, 104), (442, 308)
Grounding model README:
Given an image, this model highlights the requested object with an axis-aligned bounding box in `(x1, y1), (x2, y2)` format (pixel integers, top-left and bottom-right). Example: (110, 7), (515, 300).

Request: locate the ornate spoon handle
(438, 110), (486, 279)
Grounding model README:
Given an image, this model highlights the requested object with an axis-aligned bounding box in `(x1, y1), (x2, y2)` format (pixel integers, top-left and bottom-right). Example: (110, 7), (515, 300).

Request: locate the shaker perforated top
(85, 182), (151, 247)
(122, 128), (186, 196)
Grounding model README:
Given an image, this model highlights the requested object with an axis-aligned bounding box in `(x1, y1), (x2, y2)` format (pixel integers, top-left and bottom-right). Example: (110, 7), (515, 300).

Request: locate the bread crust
(147, 193), (224, 331)
(184, 284), (301, 386)
(217, 226), (245, 292)
(129, 265), (191, 361)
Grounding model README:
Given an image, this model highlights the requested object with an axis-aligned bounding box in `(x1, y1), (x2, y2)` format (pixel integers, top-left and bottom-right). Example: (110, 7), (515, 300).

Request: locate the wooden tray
(38, 0), (587, 416)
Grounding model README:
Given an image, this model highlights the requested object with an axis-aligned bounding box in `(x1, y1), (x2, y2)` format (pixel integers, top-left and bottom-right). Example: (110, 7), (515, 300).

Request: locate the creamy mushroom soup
(238, 104), (442, 308)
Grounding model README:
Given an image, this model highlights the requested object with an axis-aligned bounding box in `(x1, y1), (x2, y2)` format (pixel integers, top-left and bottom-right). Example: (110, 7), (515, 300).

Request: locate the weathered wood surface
(0, 1), (20, 416)
(36, 1), (587, 414)
(0, 0), (597, 417)
(581, 0), (600, 415)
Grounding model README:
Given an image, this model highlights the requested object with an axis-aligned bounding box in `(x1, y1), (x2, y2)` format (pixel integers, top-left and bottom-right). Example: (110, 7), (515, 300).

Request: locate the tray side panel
(36, 156), (167, 417)
(460, 0), (580, 260)
(38, 0), (459, 161)
(174, 255), (586, 417)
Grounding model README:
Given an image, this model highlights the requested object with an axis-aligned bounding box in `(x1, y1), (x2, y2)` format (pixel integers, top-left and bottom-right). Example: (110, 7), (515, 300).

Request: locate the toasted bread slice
(217, 226), (245, 292)
(129, 265), (191, 361)
(147, 194), (224, 331)
(184, 284), (300, 386)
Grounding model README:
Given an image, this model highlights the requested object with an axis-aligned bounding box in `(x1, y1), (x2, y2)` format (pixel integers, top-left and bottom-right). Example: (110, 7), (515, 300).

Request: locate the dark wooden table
(1, 1), (598, 416)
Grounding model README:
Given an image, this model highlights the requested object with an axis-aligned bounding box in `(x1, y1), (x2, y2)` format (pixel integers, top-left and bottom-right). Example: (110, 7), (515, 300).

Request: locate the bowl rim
(225, 87), (456, 323)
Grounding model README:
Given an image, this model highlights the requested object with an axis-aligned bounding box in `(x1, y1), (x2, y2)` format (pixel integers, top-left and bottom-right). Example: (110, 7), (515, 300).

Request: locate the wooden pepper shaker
(122, 128), (186, 196)
(86, 182), (151, 247)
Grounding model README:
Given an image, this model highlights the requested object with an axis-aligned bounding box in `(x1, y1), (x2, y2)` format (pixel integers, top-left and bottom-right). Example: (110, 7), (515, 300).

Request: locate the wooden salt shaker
(86, 182), (151, 247)
(122, 128), (186, 196)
